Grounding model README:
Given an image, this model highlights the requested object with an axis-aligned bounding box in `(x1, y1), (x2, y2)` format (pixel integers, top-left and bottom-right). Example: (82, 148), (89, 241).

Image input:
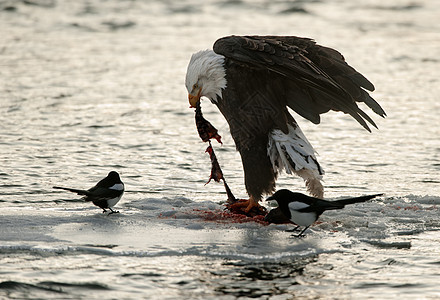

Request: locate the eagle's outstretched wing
(213, 35), (385, 132)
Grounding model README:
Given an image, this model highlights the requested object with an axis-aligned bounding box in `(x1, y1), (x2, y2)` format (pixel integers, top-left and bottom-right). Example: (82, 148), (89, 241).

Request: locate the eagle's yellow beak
(188, 88), (202, 108)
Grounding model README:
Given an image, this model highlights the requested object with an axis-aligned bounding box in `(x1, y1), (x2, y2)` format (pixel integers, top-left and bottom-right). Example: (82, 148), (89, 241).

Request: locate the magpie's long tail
(53, 186), (90, 196)
(334, 193), (383, 206)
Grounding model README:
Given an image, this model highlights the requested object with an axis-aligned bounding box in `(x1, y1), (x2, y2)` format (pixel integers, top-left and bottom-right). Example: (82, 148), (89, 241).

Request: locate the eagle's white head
(185, 50), (227, 108)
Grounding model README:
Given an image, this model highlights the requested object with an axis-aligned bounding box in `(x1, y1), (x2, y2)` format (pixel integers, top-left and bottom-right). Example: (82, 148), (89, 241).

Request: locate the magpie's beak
(266, 195), (275, 202)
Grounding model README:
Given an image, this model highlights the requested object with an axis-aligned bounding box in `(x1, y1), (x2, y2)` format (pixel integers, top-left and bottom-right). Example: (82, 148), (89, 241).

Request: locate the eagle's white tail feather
(296, 169), (324, 199)
(268, 124), (324, 198)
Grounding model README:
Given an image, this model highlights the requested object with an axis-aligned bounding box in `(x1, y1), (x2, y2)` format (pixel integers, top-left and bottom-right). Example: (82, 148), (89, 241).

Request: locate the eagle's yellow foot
(229, 199), (255, 212)
(228, 196), (263, 214)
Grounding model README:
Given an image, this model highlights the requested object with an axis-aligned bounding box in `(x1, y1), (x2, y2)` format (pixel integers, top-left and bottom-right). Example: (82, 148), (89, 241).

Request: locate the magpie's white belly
(289, 210), (317, 227)
(106, 196), (121, 208)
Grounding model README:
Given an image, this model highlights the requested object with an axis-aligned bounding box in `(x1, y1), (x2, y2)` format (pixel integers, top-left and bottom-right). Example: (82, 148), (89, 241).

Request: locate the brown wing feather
(308, 45), (385, 117)
(213, 35), (385, 131)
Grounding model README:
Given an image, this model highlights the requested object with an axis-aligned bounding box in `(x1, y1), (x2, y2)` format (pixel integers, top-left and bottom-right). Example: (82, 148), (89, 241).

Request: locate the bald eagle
(185, 35), (385, 212)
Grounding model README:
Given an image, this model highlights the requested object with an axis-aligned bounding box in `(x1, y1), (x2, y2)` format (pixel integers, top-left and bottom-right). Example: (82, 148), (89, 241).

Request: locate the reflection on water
(211, 258), (316, 298)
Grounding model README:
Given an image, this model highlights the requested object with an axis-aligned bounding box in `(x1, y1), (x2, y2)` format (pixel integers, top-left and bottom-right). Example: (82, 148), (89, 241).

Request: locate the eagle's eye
(193, 83), (199, 90)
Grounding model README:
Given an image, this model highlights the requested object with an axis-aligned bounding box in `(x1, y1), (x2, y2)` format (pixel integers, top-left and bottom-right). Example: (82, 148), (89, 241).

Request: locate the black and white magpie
(53, 171), (124, 214)
(265, 189), (383, 237)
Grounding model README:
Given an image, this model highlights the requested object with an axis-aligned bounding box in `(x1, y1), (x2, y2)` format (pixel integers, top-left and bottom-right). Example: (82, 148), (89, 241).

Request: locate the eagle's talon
(229, 198), (259, 211)
(227, 197), (266, 217)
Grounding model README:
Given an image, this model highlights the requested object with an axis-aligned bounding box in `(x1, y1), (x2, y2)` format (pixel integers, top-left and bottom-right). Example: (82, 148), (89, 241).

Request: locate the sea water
(1, 0), (439, 299)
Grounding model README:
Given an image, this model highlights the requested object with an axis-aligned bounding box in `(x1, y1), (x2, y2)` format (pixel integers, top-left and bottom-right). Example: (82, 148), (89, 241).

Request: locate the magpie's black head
(107, 171), (121, 182)
(267, 189), (294, 202)
(266, 189), (309, 205)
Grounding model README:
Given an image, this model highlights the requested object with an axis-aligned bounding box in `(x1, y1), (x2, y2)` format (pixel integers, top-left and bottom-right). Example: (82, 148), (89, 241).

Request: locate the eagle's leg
(245, 195), (260, 212)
